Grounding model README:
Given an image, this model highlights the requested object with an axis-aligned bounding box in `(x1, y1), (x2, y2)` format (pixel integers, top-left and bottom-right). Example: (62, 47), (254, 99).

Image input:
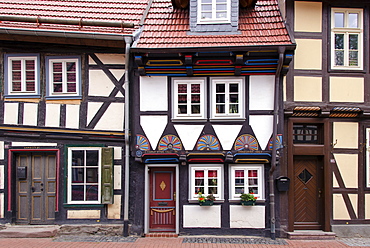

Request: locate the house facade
(0, 0), (147, 234)
(130, 0), (294, 237)
(283, 0), (370, 237)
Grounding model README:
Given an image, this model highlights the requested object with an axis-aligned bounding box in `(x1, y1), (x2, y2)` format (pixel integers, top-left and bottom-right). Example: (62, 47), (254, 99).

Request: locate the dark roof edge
(130, 44), (296, 54)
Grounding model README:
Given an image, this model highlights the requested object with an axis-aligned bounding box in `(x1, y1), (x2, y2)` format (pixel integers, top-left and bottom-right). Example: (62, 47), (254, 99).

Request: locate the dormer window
(198, 0), (230, 24)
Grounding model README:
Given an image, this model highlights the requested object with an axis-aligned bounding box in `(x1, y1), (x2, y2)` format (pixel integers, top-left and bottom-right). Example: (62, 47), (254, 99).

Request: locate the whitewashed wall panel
(11, 142), (58, 146)
(141, 116), (168, 149)
(111, 69), (125, 98)
(0, 141), (4, 160)
(45, 103), (61, 127)
(87, 102), (103, 125)
(94, 103), (124, 131)
(249, 75), (274, 111)
(249, 115), (273, 150)
(183, 205), (221, 228)
(23, 103), (38, 126)
(0, 165), (4, 189)
(140, 76), (168, 112)
(174, 125), (204, 150)
(89, 54), (125, 65)
(4, 102), (18, 125)
(0, 193), (3, 218)
(65, 104), (80, 129)
(213, 125), (242, 150)
(89, 70), (116, 97)
(230, 205), (265, 228)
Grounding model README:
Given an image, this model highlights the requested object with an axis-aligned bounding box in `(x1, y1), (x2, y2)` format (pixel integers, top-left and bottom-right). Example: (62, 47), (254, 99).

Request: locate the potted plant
(240, 192), (257, 206)
(198, 192), (215, 206)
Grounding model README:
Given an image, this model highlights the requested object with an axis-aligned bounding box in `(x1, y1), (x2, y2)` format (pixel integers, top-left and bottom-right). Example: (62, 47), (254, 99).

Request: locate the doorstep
(287, 230), (336, 240)
(145, 233), (178, 238)
(0, 225), (60, 238)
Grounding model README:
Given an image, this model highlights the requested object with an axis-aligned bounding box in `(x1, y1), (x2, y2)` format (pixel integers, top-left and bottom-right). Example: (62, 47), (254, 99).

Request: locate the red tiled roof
(0, 0), (148, 35)
(135, 0), (293, 49)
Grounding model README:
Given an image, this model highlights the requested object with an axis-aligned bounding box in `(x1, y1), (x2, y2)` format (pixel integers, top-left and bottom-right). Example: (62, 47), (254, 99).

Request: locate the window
(331, 8), (363, 70)
(172, 78), (206, 120)
(198, 0), (230, 24)
(230, 165), (264, 200)
(46, 56), (81, 99)
(190, 165), (223, 200)
(211, 77), (244, 119)
(293, 124), (324, 144)
(67, 147), (113, 204)
(4, 54), (40, 98)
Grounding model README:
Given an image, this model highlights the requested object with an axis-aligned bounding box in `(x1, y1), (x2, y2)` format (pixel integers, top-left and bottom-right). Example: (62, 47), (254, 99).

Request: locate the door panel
(16, 153), (56, 224)
(149, 168), (176, 232)
(293, 156), (324, 230)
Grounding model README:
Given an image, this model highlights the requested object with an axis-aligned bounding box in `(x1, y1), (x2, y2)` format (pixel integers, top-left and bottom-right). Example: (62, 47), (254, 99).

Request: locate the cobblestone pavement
(0, 236), (369, 248)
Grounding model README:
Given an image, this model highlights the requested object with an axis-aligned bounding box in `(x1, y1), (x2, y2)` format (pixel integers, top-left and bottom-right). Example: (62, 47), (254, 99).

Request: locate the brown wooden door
(16, 153), (56, 224)
(293, 156), (324, 230)
(149, 168), (176, 232)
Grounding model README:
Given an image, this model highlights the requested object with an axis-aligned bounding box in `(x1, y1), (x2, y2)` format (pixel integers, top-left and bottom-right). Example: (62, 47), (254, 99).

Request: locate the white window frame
(331, 8), (363, 70)
(197, 0), (231, 24)
(46, 56), (81, 99)
(172, 78), (206, 120)
(4, 54), (40, 97)
(189, 164), (223, 201)
(210, 77), (244, 119)
(229, 164), (264, 201)
(67, 147), (101, 204)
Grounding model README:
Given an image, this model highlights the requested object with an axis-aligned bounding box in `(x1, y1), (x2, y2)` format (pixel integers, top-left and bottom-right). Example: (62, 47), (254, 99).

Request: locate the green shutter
(101, 147), (114, 204)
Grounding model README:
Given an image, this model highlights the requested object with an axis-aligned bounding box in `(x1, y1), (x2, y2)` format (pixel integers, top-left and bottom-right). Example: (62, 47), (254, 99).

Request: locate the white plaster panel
(230, 205), (265, 228)
(11, 142), (58, 146)
(87, 102), (103, 125)
(330, 77), (364, 103)
(333, 172), (339, 188)
(249, 115), (273, 150)
(111, 69), (125, 98)
(89, 70), (115, 97)
(67, 210), (100, 219)
(183, 205), (221, 228)
(365, 194), (370, 219)
(333, 154), (358, 188)
(0, 142), (4, 160)
(89, 54), (125, 65)
(4, 102), (18, 125)
(213, 125), (243, 150)
(294, 39), (322, 70)
(114, 165), (121, 190)
(333, 122), (358, 149)
(112, 147), (122, 160)
(0, 193), (3, 218)
(23, 103), (38, 126)
(65, 104), (80, 129)
(94, 103), (124, 131)
(140, 76), (168, 111)
(108, 195), (121, 219)
(174, 125), (204, 150)
(333, 194), (350, 220)
(249, 75), (274, 111)
(294, 76), (322, 102)
(0, 165), (4, 189)
(45, 103), (60, 127)
(141, 116), (168, 150)
(294, 1), (322, 32)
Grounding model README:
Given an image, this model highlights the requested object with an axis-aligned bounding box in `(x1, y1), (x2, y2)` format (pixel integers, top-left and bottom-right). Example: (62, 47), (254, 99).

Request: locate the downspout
(270, 47), (285, 240)
(123, 36), (133, 237)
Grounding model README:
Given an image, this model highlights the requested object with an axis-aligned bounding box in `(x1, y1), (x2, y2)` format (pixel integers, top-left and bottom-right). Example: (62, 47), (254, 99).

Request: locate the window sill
(4, 94), (41, 99)
(46, 95), (82, 100)
(63, 203), (104, 208)
(188, 199), (225, 204)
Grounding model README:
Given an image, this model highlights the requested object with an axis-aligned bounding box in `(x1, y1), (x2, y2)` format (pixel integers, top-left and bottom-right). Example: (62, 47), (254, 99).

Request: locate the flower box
(241, 200), (255, 206)
(199, 200), (214, 206)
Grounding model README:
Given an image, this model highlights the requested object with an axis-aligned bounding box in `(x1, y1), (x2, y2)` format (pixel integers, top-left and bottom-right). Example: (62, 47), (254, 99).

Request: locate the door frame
(8, 149), (60, 219)
(144, 164), (179, 234)
(287, 118), (331, 232)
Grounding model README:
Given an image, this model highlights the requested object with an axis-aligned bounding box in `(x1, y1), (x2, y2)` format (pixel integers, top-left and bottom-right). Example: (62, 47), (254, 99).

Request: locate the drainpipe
(270, 47), (285, 240)
(123, 36), (132, 237)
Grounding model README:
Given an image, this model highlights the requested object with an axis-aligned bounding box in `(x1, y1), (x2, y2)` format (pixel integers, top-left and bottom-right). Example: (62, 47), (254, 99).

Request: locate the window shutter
(101, 147), (114, 204)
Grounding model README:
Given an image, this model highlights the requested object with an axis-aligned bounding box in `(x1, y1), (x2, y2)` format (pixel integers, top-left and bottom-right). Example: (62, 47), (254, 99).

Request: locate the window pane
(208, 170), (217, 177)
(12, 60), (21, 70)
(178, 84), (187, 93)
(235, 178), (244, 186)
(67, 72), (76, 82)
(229, 104), (238, 114)
(191, 105), (200, 114)
(201, 4), (212, 11)
(335, 12), (344, 27)
(86, 150), (98, 166)
(26, 81), (35, 91)
(86, 168), (99, 183)
(72, 168), (84, 183)
(348, 13), (358, 28)
(71, 185), (84, 201)
(67, 83), (76, 93)
(216, 104), (225, 113)
(191, 94), (200, 103)
(349, 51), (358, 66)
(53, 62), (62, 72)
(349, 34), (358, 50)
(195, 170), (204, 177)
(201, 12), (212, 19)
(67, 62), (76, 72)
(178, 95), (187, 104)
(178, 105), (187, 114)
(53, 73), (62, 82)
(216, 84), (225, 93)
(86, 185), (99, 201)
(335, 34), (344, 49)
(191, 84), (200, 93)
(209, 187), (217, 194)
(235, 187), (244, 194)
(72, 150), (84, 166)
(216, 4), (227, 11)
(235, 170), (244, 177)
(25, 60), (35, 70)
(249, 187), (258, 194)
(229, 83), (238, 92)
(201, 0), (211, 3)
(53, 83), (62, 92)
(216, 94), (225, 103)
(335, 51), (344, 66)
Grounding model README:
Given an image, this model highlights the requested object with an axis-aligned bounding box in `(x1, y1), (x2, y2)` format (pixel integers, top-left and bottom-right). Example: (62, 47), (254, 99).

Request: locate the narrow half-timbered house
(0, 0), (146, 234)
(284, 0), (370, 238)
(130, 0), (295, 237)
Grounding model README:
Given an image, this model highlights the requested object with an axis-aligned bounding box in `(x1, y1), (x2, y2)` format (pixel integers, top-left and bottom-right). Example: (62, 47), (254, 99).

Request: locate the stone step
(287, 231), (336, 240)
(145, 233), (178, 238)
(0, 225), (60, 238)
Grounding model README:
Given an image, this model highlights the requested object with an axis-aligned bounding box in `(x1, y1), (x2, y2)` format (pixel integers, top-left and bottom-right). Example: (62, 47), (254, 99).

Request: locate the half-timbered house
(0, 0), (147, 235)
(130, 0), (295, 237)
(283, 0), (370, 238)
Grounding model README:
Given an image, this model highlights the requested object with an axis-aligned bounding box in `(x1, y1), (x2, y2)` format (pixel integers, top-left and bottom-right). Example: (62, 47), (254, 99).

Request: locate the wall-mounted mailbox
(17, 166), (27, 180)
(276, 176), (290, 192)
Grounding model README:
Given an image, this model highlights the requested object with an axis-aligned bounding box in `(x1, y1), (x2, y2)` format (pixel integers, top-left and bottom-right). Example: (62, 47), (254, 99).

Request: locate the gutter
(270, 47), (285, 240)
(123, 36), (133, 237)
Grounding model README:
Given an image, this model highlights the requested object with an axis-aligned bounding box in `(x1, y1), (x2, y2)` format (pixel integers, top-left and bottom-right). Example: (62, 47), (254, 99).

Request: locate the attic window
(198, 0), (231, 24)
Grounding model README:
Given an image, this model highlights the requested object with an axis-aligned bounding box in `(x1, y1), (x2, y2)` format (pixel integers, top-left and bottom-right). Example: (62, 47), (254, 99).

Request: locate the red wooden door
(149, 168), (176, 232)
(293, 156), (324, 230)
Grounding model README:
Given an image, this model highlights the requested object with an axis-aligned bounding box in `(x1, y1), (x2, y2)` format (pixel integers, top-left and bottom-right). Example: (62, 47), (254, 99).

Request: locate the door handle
(318, 189), (322, 198)
(174, 192), (176, 201)
(31, 187), (35, 192)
